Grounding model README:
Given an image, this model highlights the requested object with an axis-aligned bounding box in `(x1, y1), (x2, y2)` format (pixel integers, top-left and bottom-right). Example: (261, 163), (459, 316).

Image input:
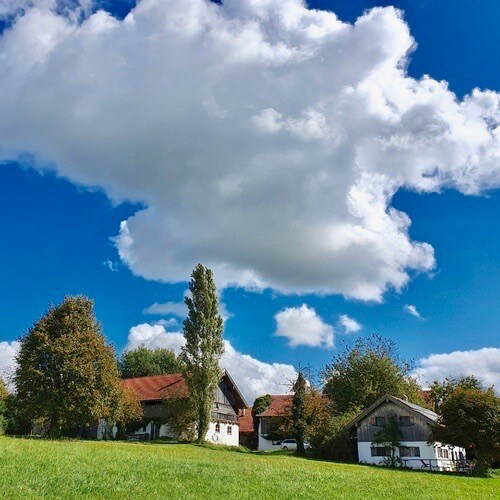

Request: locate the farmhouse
(256, 395), (292, 451)
(119, 370), (248, 446)
(346, 394), (466, 471)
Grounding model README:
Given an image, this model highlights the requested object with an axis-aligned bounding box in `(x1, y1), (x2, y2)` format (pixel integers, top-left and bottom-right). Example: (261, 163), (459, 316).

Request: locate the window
(215, 423), (220, 433)
(374, 417), (385, 426)
(399, 416), (414, 426)
(371, 447), (389, 457)
(399, 446), (420, 457)
(227, 425), (232, 435)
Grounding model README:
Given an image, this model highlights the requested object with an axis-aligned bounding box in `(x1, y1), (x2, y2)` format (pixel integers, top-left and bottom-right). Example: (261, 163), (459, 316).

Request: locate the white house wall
(257, 420), (282, 451)
(358, 441), (465, 471)
(205, 421), (239, 446)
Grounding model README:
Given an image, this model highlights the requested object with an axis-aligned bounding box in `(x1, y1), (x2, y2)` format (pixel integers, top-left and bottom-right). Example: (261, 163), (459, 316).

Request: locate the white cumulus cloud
(275, 304), (334, 348)
(0, 1), (498, 301)
(413, 347), (500, 392)
(0, 340), (20, 386)
(404, 304), (423, 319)
(339, 314), (362, 333)
(125, 323), (296, 404)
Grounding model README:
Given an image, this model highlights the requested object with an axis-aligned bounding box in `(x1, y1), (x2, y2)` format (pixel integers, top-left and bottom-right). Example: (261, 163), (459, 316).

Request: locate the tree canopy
(181, 264), (224, 442)
(119, 346), (184, 379)
(322, 335), (423, 414)
(429, 375), (485, 413)
(431, 385), (499, 475)
(14, 295), (139, 436)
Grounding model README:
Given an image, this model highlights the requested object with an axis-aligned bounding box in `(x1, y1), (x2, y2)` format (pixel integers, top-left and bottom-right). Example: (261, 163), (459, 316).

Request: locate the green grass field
(0, 437), (498, 499)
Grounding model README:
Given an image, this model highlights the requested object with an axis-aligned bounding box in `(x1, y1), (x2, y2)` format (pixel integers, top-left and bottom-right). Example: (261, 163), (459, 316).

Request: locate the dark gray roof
(392, 396), (439, 423)
(346, 394), (439, 429)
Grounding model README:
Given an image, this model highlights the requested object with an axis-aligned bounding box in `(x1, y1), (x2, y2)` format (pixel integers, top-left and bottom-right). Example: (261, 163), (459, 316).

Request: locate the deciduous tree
(431, 386), (499, 475)
(14, 296), (129, 436)
(372, 413), (403, 467)
(323, 335), (423, 414)
(181, 264), (224, 442)
(119, 346), (184, 379)
(0, 378), (8, 434)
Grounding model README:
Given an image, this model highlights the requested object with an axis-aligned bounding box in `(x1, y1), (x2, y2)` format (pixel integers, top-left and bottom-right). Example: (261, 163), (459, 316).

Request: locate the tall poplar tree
(292, 371), (307, 455)
(181, 264), (224, 442)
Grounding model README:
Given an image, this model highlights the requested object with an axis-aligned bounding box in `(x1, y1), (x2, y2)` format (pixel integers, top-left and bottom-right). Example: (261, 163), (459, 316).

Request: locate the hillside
(0, 437), (498, 499)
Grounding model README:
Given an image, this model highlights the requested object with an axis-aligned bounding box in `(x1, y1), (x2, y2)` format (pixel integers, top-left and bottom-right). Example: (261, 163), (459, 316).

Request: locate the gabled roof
(222, 369), (249, 409)
(238, 409), (254, 434)
(121, 374), (187, 402)
(121, 370), (248, 408)
(257, 395), (292, 417)
(346, 394), (439, 429)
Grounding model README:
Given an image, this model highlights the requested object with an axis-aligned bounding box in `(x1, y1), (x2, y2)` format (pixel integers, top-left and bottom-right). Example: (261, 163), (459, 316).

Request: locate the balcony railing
(210, 411), (238, 423)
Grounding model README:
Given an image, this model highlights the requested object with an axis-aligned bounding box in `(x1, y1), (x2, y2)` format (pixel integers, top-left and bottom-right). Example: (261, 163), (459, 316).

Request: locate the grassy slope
(0, 437), (498, 499)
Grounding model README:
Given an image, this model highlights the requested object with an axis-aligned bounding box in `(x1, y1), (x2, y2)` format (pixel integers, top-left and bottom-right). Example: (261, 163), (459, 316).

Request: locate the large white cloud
(413, 347), (500, 392)
(275, 304), (334, 348)
(126, 323), (296, 403)
(0, 0), (498, 300)
(0, 340), (20, 386)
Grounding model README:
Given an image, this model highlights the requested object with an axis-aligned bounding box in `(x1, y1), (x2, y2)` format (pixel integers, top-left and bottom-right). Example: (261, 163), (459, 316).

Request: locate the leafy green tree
(431, 386), (499, 475)
(308, 409), (359, 461)
(429, 375), (485, 413)
(0, 378), (8, 434)
(14, 296), (133, 436)
(323, 335), (423, 414)
(119, 346), (184, 379)
(181, 264), (225, 442)
(292, 371), (307, 454)
(114, 387), (144, 439)
(372, 413), (403, 467)
(252, 394), (273, 449)
(164, 386), (197, 442)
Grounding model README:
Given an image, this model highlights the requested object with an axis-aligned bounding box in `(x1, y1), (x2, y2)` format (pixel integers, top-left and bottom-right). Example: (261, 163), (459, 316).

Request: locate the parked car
(280, 439), (310, 450)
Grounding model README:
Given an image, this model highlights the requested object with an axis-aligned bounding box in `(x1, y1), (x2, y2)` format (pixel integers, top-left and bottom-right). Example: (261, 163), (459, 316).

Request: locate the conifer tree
(181, 264), (224, 442)
(292, 371), (307, 454)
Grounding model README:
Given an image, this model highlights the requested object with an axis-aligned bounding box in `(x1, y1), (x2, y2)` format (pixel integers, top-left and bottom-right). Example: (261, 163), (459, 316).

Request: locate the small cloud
(154, 317), (180, 329)
(143, 299), (233, 322)
(143, 301), (187, 317)
(275, 304), (334, 348)
(103, 259), (119, 272)
(404, 304), (423, 319)
(339, 314), (362, 333)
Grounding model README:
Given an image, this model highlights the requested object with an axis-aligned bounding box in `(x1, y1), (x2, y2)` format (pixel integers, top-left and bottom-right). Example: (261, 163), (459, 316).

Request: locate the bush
(309, 410), (359, 461)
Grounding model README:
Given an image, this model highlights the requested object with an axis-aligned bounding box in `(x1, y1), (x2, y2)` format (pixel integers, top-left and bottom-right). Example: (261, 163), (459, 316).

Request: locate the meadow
(0, 437), (498, 499)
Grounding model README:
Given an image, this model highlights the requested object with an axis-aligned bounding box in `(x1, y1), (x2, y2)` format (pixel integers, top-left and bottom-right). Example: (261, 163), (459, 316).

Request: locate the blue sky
(0, 0), (498, 400)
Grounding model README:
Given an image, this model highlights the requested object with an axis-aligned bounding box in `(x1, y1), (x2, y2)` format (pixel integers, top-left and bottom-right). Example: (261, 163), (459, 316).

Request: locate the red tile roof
(258, 395), (292, 417)
(238, 409), (254, 433)
(121, 374), (187, 401)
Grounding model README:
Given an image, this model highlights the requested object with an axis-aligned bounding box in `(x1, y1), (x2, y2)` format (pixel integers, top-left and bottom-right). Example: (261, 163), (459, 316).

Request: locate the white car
(280, 439), (310, 450)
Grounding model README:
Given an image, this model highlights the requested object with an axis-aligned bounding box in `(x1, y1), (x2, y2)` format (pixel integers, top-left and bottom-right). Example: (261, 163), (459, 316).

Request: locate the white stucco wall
(257, 420), (282, 451)
(205, 421), (239, 446)
(100, 419), (239, 446)
(358, 441), (466, 471)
